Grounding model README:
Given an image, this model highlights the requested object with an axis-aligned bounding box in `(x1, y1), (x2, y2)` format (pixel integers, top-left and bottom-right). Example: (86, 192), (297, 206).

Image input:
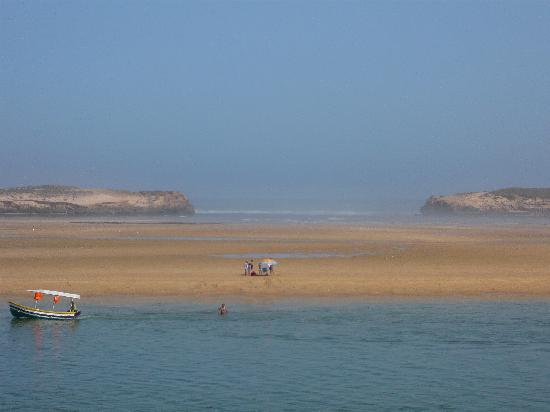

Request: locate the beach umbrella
(261, 258), (278, 265)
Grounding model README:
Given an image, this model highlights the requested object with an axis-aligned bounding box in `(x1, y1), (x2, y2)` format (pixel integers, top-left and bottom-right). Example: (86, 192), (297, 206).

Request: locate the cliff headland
(0, 185), (194, 215)
(422, 187), (550, 217)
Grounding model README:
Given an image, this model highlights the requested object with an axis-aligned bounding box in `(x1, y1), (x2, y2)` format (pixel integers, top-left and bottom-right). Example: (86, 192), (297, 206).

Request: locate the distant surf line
(195, 209), (378, 216)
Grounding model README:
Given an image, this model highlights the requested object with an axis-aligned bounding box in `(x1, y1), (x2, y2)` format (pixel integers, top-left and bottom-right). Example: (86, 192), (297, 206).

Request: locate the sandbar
(1, 219), (550, 300)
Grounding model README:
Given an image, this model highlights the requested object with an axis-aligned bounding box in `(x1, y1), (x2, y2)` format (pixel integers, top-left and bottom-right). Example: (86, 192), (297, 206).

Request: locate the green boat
(9, 289), (81, 320)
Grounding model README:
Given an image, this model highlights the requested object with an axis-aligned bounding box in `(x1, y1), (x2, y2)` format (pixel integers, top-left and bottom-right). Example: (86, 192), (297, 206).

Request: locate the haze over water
(2, 1), (549, 212)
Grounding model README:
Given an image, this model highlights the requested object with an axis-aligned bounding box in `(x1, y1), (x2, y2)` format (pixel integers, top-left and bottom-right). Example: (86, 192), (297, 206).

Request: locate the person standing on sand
(244, 260), (249, 276)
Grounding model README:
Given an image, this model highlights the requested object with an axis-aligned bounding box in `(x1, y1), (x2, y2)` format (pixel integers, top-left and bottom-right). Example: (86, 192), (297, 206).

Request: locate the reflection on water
(10, 318), (80, 354)
(1, 301), (550, 411)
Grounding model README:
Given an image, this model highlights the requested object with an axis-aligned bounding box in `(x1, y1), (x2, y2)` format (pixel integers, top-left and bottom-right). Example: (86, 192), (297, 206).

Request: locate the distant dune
(0, 185), (194, 215)
(422, 187), (550, 216)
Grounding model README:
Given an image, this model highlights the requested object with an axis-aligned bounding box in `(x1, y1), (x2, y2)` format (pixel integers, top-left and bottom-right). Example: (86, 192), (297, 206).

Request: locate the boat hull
(9, 301), (80, 320)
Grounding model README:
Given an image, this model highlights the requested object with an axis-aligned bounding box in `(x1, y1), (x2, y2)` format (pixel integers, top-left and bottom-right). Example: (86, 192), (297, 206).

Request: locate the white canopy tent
(27, 289), (80, 299)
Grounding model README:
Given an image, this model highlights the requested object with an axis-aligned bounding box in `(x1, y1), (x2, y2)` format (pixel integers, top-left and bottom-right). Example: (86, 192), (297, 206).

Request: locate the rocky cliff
(421, 188), (550, 217)
(0, 185), (195, 215)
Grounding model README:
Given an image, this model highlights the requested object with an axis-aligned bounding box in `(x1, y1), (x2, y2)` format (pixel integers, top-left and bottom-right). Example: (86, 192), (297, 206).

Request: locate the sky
(1, 0), (549, 211)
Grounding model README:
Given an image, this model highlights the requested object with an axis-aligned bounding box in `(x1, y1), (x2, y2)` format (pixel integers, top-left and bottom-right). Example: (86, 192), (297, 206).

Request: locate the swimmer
(218, 303), (228, 316)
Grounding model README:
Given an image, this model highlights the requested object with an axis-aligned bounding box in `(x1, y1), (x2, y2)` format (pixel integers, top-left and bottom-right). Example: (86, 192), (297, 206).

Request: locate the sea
(62, 209), (550, 226)
(1, 300), (550, 411)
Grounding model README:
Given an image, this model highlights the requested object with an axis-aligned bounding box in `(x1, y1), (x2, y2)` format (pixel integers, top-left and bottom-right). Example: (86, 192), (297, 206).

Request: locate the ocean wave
(195, 209), (378, 216)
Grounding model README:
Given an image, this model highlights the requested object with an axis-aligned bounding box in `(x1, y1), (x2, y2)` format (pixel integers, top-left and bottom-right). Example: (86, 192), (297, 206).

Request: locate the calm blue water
(1, 300), (550, 411)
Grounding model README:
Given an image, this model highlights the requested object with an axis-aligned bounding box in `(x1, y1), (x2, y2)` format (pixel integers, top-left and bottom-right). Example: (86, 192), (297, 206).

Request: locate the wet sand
(1, 219), (550, 300)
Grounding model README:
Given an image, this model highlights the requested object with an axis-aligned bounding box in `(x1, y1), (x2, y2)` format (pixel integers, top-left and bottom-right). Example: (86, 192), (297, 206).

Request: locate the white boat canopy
(27, 289), (81, 299)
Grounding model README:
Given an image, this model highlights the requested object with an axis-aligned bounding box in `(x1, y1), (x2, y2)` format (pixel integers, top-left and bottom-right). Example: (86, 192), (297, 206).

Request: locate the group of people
(243, 259), (274, 276)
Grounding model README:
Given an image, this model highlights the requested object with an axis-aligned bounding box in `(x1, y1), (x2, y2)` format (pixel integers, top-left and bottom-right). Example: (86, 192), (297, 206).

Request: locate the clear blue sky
(1, 1), (549, 210)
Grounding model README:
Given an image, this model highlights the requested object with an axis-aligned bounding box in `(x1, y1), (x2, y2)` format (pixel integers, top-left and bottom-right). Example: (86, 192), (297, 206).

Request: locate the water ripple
(1, 301), (550, 411)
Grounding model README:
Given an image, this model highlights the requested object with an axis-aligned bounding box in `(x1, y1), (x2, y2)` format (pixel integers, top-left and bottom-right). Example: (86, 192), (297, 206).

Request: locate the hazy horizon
(2, 1), (549, 211)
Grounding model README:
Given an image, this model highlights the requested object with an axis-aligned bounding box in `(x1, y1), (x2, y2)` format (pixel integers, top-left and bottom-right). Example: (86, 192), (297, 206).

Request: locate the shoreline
(5, 293), (550, 308)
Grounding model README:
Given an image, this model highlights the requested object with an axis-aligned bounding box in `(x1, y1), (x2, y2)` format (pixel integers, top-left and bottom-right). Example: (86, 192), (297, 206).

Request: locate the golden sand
(1, 219), (550, 299)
